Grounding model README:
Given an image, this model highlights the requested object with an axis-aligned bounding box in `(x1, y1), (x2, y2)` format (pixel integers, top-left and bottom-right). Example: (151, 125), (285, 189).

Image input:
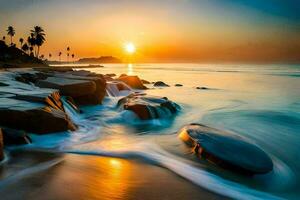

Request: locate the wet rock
(0, 129), (3, 161)
(118, 93), (180, 120)
(141, 79), (151, 84)
(106, 81), (132, 97)
(178, 123), (273, 174)
(153, 81), (169, 87)
(15, 72), (48, 84)
(1, 127), (32, 145)
(117, 75), (147, 90)
(196, 86), (208, 90)
(106, 73), (116, 78)
(52, 73), (107, 105)
(0, 98), (76, 134)
(175, 84), (183, 87)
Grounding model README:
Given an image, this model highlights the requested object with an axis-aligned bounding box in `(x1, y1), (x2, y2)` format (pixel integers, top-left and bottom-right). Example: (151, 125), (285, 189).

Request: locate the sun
(124, 42), (136, 54)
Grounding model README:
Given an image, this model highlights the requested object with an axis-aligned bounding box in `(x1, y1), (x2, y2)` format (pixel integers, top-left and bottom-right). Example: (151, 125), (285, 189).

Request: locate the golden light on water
(124, 42), (136, 54)
(127, 63), (133, 75)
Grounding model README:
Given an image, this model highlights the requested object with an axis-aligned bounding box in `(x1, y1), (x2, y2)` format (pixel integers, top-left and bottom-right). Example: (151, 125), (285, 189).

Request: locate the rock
(178, 123), (273, 174)
(35, 75), (106, 105)
(12, 89), (64, 111)
(36, 77), (96, 97)
(0, 98), (76, 134)
(0, 129), (3, 161)
(196, 86), (208, 90)
(106, 81), (132, 97)
(153, 81), (169, 87)
(119, 74), (127, 78)
(141, 79), (151, 84)
(117, 75), (147, 90)
(106, 73), (116, 77)
(1, 127), (31, 145)
(52, 73), (107, 105)
(118, 93), (180, 120)
(175, 84), (183, 87)
(15, 72), (48, 84)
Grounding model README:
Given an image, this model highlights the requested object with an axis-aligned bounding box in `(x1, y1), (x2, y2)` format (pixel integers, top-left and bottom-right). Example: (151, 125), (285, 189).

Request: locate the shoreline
(0, 149), (224, 200)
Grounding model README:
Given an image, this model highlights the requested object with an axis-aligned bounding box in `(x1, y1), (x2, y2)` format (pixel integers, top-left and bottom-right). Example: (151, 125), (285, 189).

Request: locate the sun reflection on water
(127, 63), (133, 75)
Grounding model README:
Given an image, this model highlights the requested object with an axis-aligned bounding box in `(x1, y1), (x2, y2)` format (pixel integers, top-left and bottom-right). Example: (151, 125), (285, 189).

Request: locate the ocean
(3, 63), (300, 199)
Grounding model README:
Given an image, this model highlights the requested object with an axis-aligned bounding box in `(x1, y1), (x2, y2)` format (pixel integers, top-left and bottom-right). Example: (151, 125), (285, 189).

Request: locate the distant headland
(77, 56), (122, 64)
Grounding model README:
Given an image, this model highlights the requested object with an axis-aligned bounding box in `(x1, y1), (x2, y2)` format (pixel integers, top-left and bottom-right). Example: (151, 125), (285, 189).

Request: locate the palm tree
(27, 34), (35, 54)
(6, 26), (15, 46)
(29, 46), (34, 56)
(67, 47), (70, 62)
(21, 43), (29, 54)
(59, 52), (62, 62)
(31, 26), (46, 58)
(2, 36), (5, 43)
(19, 38), (24, 48)
(72, 53), (75, 62)
(49, 53), (52, 60)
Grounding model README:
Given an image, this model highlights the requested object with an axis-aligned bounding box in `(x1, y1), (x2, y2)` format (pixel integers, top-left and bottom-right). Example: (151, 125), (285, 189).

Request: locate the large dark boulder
(153, 81), (170, 87)
(1, 127), (32, 145)
(118, 94), (180, 120)
(0, 98), (76, 134)
(117, 75), (147, 89)
(178, 123), (273, 174)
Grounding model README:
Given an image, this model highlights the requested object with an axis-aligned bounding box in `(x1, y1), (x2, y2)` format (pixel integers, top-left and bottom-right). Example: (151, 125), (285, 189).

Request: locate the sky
(0, 0), (299, 63)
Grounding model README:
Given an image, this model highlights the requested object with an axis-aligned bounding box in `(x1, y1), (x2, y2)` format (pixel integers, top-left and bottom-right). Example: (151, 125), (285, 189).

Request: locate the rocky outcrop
(1, 127), (32, 145)
(117, 75), (147, 90)
(106, 81), (132, 97)
(0, 97), (76, 134)
(178, 123), (273, 174)
(153, 81), (169, 87)
(15, 70), (107, 105)
(118, 93), (180, 120)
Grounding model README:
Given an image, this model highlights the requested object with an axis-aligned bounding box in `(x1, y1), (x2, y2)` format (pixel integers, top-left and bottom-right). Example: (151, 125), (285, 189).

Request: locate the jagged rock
(117, 75), (147, 90)
(0, 98), (76, 134)
(178, 123), (273, 174)
(118, 93), (180, 120)
(153, 81), (169, 87)
(1, 127), (32, 145)
(175, 84), (183, 87)
(51, 73), (107, 105)
(15, 72), (48, 84)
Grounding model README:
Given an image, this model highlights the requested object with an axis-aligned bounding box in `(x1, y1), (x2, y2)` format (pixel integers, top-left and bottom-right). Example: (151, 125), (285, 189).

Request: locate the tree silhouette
(29, 46), (34, 56)
(59, 52), (62, 62)
(66, 47), (70, 62)
(6, 26), (15, 46)
(31, 26), (46, 58)
(72, 53), (75, 62)
(49, 53), (52, 60)
(2, 36), (5, 43)
(19, 38), (24, 48)
(21, 43), (29, 54)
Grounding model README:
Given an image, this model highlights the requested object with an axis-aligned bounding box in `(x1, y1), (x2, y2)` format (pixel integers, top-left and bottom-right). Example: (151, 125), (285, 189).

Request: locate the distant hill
(0, 41), (47, 68)
(77, 56), (122, 64)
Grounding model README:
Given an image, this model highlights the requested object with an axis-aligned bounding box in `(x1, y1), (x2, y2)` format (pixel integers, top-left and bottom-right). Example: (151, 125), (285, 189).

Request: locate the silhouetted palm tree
(2, 36), (5, 43)
(40, 54), (45, 60)
(31, 26), (46, 58)
(6, 26), (15, 46)
(67, 47), (70, 62)
(19, 38), (24, 48)
(49, 53), (52, 60)
(29, 46), (34, 56)
(27, 34), (35, 54)
(59, 52), (62, 62)
(72, 53), (75, 61)
(21, 43), (29, 54)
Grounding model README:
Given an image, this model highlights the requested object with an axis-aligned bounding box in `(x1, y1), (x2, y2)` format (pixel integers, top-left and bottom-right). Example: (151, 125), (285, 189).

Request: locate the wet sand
(0, 150), (224, 200)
